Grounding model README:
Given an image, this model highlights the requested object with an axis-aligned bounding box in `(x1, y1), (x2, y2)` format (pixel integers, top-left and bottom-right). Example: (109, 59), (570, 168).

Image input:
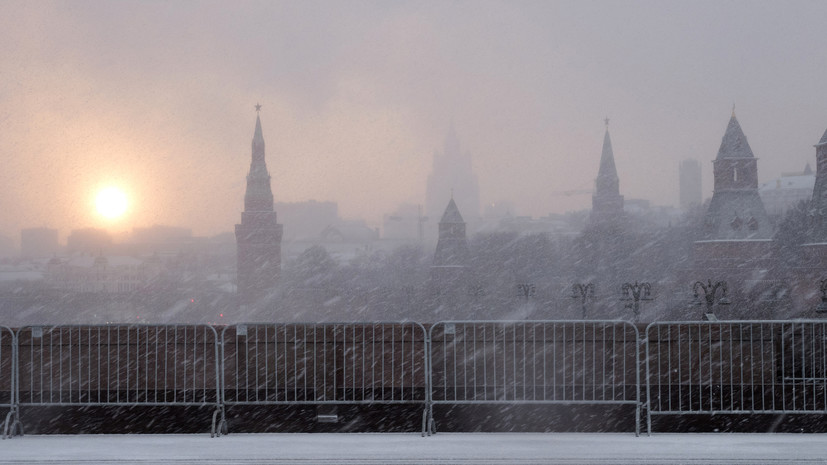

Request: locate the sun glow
(95, 187), (129, 219)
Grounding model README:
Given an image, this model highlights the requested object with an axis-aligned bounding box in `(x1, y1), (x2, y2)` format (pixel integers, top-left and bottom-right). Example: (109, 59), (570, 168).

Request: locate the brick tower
(235, 105), (283, 308)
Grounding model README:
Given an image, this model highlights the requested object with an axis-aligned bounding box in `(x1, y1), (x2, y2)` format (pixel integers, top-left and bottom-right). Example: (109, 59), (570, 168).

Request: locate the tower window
(733, 167), (738, 182)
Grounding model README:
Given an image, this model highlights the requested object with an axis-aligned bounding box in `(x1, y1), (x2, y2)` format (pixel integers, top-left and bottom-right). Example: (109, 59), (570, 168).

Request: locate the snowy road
(2, 433), (827, 464)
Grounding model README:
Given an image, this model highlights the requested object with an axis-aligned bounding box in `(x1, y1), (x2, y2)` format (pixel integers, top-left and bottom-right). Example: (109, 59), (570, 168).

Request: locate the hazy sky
(1, 0), (826, 239)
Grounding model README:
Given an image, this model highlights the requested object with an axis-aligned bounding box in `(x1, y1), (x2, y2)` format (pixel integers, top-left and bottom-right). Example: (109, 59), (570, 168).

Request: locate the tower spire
(590, 118), (624, 225)
(236, 106), (284, 308)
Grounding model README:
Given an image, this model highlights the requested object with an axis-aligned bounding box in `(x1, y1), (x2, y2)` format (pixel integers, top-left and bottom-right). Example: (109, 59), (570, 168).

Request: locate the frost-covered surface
(2, 433), (827, 464)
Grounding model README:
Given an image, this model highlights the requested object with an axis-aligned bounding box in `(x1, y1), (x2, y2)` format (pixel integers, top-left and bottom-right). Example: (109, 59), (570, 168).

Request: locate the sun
(95, 187), (129, 219)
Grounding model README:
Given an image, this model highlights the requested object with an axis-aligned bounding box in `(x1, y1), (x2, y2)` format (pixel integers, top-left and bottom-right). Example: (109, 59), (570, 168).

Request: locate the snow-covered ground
(2, 433), (827, 464)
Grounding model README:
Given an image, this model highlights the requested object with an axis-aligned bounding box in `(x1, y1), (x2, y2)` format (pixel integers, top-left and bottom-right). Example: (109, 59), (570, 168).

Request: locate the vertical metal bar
(277, 325), (283, 401)
(669, 324), (675, 413)
(321, 325), (326, 401)
(542, 323), (547, 401)
(592, 323), (597, 401)
(532, 323), (537, 401)
(284, 325), (289, 401)
(371, 324), (376, 402)
(738, 323), (746, 411)
(760, 323), (766, 411)
(294, 325), (299, 402)
(810, 322), (816, 410)
(522, 324), (527, 401)
(504, 323), (508, 401)
(462, 323), (468, 402)
(707, 323), (713, 412)
(361, 324), (366, 402)
(559, 323), (564, 402)
(578, 322), (584, 401)
(482, 324), (487, 401)
(822, 322), (827, 411)
(398, 324), (403, 401)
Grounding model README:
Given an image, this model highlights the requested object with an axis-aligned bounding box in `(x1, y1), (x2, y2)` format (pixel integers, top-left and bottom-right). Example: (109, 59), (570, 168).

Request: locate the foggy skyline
(1, 0), (826, 240)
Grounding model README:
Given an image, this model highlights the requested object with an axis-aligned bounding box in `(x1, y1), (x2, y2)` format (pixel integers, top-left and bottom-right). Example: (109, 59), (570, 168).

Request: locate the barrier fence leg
(211, 405), (223, 438)
(3, 406), (22, 439)
(635, 403), (641, 437)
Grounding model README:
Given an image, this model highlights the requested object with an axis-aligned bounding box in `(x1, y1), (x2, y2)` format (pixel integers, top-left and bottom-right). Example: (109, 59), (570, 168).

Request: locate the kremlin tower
(235, 105), (283, 308)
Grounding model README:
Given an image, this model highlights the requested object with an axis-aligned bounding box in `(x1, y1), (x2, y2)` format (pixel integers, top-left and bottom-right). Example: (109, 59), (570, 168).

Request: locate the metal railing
(218, 322), (429, 435)
(4, 320), (827, 437)
(428, 321), (642, 436)
(14, 325), (221, 437)
(1, 326), (17, 439)
(645, 320), (827, 433)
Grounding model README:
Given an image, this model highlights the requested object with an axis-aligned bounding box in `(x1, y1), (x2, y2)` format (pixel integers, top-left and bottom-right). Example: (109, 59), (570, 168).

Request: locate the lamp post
(571, 283), (595, 319)
(517, 283), (536, 302)
(621, 281), (652, 323)
(692, 280), (731, 320)
(816, 279), (827, 313)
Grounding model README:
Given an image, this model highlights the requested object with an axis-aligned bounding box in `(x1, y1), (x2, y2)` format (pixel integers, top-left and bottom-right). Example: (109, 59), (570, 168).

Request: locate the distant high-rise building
(67, 228), (113, 254)
(679, 159), (702, 209)
(21, 227), (59, 258)
(589, 119), (624, 226)
(235, 106), (283, 308)
(425, 125), (480, 229)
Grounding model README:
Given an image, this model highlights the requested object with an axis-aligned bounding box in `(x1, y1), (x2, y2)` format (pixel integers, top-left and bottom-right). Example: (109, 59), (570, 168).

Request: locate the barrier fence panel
(428, 321), (642, 436)
(645, 320), (827, 433)
(219, 322), (429, 434)
(15, 325), (221, 436)
(1, 326), (17, 438)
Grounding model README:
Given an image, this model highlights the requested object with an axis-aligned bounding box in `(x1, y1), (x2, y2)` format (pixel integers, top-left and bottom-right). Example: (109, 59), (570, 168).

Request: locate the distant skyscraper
(589, 119), (624, 225)
(701, 112), (772, 240)
(235, 106), (283, 307)
(425, 125), (480, 228)
(679, 159), (702, 210)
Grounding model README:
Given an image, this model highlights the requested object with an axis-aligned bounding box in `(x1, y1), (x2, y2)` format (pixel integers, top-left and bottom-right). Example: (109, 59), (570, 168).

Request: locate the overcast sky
(1, 0), (825, 239)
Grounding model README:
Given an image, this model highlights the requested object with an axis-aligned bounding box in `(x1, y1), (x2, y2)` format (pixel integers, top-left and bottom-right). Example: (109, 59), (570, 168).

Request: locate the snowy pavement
(2, 432), (827, 464)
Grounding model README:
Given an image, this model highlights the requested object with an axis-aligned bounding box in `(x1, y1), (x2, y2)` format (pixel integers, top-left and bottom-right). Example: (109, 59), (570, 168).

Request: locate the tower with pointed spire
(807, 128), (827, 242)
(235, 105), (283, 308)
(701, 112), (772, 240)
(692, 111), (776, 318)
(432, 196), (469, 268)
(425, 125), (480, 233)
(589, 119), (624, 225)
(429, 196), (470, 309)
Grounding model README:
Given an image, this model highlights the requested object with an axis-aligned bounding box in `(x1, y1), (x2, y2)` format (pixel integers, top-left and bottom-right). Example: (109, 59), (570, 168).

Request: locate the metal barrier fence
(219, 322), (429, 435)
(1, 326), (17, 439)
(428, 321), (642, 436)
(645, 320), (827, 433)
(6, 320), (827, 437)
(14, 325), (222, 437)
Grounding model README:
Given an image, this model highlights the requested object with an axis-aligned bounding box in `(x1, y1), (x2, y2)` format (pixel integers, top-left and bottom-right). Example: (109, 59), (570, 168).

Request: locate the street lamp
(571, 283), (595, 319)
(517, 283), (536, 302)
(621, 281), (652, 323)
(692, 280), (731, 320)
(816, 279), (827, 313)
